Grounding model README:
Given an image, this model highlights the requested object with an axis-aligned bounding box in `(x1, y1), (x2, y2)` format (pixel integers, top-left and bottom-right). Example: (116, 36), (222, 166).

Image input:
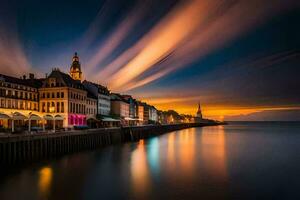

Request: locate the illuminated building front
(39, 68), (87, 128)
(0, 73), (42, 132)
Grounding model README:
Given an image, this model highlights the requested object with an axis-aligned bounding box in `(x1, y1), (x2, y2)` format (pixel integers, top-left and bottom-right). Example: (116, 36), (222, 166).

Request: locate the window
(47, 93), (50, 98)
(57, 92), (60, 98)
(61, 102), (64, 112)
(57, 102), (60, 113)
(61, 92), (64, 98)
(69, 102), (72, 113)
(47, 102), (50, 112)
(42, 93), (45, 98)
(52, 93), (55, 98)
(42, 102), (45, 112)
(7, 90), (11, 97)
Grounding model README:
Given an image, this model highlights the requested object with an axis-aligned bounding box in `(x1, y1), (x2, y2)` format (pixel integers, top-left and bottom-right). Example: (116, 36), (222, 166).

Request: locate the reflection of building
(70, 52), (83, 81)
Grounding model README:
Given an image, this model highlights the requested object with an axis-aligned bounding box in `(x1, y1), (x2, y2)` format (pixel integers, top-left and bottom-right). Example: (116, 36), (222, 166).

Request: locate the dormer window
(49, 78), (56, 87)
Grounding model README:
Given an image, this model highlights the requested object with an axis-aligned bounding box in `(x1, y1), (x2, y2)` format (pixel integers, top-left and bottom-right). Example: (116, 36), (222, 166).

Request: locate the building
(86, 91), (97, 119)
(39, 68), (87, 129)
(82, 81), (111, 117)
(194, 102), (203, 122)
(149, 105), (158, 123)
(122, 95), (140, 125)
(70, 52), (83, 81)
(110, 93), (129, 125)
(0, 73), (42, 132)
(85, 90), (98, 127)
(136, 101), (144, 125)
(142, 102), (150, 124)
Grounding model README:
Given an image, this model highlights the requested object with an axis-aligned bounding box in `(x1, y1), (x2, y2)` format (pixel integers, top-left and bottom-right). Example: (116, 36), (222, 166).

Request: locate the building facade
(149, 106), (158, 123)
(39, 69), (87, 128)
(110, 93), (129, 125)
(82, 81), (111, 117)
(0, 73), (42, 131)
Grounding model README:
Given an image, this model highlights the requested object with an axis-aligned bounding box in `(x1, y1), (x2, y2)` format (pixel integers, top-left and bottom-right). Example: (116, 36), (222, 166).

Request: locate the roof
(110, 93), (129, 103)
(0, 73), (43, 88)
(82, 80), (110, 95)
(84, 85), (97, 99)
(42, 69), (85, 90)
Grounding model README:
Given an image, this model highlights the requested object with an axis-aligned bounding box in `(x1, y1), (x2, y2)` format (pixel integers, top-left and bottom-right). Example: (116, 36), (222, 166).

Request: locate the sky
(0, 0), (300, 121)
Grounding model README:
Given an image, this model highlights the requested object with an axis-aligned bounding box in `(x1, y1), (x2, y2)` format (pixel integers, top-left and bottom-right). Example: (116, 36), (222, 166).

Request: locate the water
(1, 122), (300, 200)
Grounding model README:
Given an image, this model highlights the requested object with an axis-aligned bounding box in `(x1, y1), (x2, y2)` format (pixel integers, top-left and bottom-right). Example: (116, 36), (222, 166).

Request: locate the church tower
(70, 52), (82, 81)
(196, 102), (202, 119)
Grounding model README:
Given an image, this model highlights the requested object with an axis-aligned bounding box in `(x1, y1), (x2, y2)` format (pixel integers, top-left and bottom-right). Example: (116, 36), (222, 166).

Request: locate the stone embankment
(0, 122), (224, 165)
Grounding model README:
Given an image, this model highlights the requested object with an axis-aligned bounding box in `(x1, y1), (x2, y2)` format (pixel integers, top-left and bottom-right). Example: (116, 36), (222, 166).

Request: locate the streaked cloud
(88, 0), (299, 91)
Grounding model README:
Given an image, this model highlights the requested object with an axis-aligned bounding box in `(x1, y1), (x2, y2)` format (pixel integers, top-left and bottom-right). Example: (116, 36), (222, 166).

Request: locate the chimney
(29, 73), (34, 79)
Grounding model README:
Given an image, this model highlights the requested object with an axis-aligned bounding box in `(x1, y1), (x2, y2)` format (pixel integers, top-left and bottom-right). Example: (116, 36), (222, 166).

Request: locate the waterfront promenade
(0, 122), (224, 165)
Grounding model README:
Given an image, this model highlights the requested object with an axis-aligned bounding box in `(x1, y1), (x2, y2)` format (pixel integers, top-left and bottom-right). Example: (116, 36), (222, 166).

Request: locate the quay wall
(0, 122), (222, 165)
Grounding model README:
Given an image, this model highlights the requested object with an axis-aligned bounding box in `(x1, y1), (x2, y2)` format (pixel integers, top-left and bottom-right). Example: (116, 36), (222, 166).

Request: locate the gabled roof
(42, 69), (85, 90)
(82, 80), (110, 95)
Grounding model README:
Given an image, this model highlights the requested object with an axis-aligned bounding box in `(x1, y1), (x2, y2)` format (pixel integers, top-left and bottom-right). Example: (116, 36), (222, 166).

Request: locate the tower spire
(196, 101), (202, 119)
(70, 52), (82, 81)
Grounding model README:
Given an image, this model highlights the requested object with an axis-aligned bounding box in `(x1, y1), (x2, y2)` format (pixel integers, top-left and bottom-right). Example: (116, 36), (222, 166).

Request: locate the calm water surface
(1, 122), (300, 200)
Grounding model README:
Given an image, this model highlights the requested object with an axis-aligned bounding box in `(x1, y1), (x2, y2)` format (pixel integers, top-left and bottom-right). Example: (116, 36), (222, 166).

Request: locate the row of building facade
(0, 53), (170, 132)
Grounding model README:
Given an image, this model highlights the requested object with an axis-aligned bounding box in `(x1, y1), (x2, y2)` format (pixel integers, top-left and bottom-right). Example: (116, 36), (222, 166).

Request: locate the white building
(82, 81), (111, 117)
(149, 105), (158, 123)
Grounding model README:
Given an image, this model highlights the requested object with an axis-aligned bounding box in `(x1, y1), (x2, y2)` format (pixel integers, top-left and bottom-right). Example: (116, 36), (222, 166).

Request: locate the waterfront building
(136, 101), (144, 125)
(70, 52), (83, 81)
(39, 68), (87, 129)
(142, 102), (150, 124)
(85, 90), (98, 127)
(122, 95), (139, 125)
(110, 93), (130, 125)
(0, 73), (42, 132)
(149, 105), (158, 123)
(86, 91), (97, 119)
(82, 81), (111, 116)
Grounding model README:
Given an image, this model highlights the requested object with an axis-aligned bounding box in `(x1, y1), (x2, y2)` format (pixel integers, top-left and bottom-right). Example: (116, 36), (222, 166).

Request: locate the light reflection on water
(1, 122), (300, 199)
(200, 126), (227, 180)
(130, 140), (150, 196)
(38, 167), (52, 199)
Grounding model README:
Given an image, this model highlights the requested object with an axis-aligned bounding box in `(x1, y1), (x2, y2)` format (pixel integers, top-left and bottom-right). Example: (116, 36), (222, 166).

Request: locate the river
(1, 122), (300, 199)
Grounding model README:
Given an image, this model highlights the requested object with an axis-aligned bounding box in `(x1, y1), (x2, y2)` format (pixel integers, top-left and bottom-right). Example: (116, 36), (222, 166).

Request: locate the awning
(0, 113), (11, 119)
(124, 117), (139, 121)
(87, 116), (101, 122)
(29, 114), (42, 121)
(54, 115), (64, 120)
(102, 117), (120, 122)
(44, 115), (54, 120)
(12, 112), (27, 120)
